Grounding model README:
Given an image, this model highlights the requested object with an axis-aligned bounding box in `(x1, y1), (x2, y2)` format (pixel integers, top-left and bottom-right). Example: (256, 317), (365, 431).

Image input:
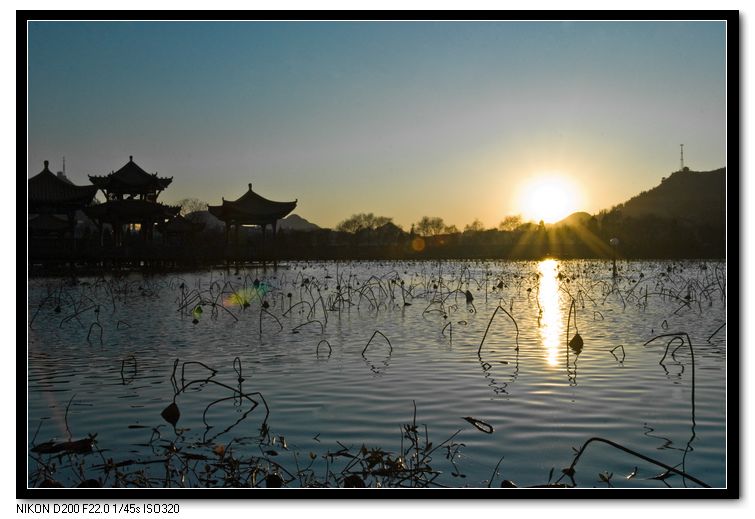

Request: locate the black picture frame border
(17, 8), (739, 501)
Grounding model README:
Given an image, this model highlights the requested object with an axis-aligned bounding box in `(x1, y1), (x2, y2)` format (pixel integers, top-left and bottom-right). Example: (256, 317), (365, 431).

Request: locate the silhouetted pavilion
(28, 213), (70, 237)
(85, 156), (179, 246)
(28, 160), (98, 245)
(208, 183), (297, 246)
(160, 215), (205, 245)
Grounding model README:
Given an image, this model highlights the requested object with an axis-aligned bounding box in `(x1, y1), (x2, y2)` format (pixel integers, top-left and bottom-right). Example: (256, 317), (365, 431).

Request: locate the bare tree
(414, 216), (446, 236)
(177, 198), (208, 219)
(336, 213), (393, 233)
(464, 218), (485, 232)
(498, 215), (523, 232)
(443, 224), (459, 234)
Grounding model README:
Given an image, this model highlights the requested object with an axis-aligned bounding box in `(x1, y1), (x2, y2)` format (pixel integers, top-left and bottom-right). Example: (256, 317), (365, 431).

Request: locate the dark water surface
(27, 259), (727, 488)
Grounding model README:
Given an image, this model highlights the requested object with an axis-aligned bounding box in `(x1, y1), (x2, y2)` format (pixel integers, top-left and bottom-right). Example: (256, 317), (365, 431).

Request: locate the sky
(27, 20), (726, 228)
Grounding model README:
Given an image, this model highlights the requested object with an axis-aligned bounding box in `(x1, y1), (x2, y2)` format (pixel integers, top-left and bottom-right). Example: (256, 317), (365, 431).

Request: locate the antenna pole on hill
(680, 144), (684, 171)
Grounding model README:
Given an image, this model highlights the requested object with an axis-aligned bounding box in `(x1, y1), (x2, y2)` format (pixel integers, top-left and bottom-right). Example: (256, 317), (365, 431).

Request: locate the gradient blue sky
(27, 20), (727, 228)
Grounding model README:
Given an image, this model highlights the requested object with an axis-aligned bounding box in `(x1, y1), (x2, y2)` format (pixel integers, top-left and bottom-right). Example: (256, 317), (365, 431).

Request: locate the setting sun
(517, 175), (582, 224)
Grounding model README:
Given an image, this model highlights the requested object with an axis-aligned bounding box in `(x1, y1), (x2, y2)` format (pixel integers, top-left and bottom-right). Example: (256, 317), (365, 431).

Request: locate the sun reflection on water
(538, 259), (563, 367)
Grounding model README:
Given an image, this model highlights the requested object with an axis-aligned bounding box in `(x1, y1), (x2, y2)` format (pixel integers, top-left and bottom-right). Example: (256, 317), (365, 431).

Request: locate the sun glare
(517, 175), (582, 224)
(538, 258), (562, 367)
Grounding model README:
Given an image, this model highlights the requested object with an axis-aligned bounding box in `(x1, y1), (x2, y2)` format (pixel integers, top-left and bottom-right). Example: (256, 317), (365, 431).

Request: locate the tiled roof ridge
(89, 156), (173, 190)
(207, 183), (297, 223)
(29, 160), (98, 204)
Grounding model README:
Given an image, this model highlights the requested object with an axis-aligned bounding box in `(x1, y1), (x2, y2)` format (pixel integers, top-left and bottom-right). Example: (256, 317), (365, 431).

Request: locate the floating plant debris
(343, 475), (365, 487)
(160, 402), (180, 427)
(265, 474), (283, 488)
(462, 417), (494, 434)
(569, 333), (584, 353)
(32, 436), (96, 455)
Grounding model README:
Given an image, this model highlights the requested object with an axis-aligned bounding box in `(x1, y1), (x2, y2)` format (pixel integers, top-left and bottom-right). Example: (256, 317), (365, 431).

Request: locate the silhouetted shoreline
(27, 224), (725, 278)
(28, 167), (727, 274)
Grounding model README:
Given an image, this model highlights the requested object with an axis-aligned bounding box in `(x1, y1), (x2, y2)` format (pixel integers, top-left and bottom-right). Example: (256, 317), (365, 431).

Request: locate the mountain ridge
(605, 167), (725, 225)
(553, 167), (726, 229)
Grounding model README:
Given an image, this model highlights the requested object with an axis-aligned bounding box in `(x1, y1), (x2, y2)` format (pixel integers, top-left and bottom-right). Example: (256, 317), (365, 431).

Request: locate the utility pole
(610, 238), (619, 278)
(680, 144), (684, 171)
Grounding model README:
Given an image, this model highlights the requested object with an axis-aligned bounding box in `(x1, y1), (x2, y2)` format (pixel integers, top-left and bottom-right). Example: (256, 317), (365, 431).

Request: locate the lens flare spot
(224, 284), (269, 307)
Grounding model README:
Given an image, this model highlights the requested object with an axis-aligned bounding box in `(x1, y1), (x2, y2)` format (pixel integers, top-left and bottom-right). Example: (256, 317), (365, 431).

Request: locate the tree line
(334, 212), (524, 235)
(164, 204), (724, 261)
(264, 209), (723, 260)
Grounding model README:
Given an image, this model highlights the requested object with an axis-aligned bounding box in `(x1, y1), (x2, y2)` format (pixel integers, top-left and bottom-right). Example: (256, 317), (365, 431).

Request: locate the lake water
(27, 259), (727, 489)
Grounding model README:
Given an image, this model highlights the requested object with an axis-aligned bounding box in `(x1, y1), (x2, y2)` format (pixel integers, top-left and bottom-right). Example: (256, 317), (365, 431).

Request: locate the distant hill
(278, 214), (320, 232)
(184, 211), (321, 232)
(185, 210), (224, 230)
(554, 211), (593, 228)
(608, 168), (726, 226)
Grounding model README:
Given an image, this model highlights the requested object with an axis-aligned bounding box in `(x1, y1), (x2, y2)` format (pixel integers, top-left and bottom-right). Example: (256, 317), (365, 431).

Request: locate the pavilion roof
(89, 156), (172, 194)
(28, 161), (98, 209)
(208, 183), (297, 224)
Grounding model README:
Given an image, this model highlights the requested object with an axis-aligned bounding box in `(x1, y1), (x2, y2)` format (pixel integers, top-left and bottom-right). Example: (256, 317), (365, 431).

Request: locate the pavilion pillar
(234, 224), (240, 262)
(261, 224), (267, 263)
(68, 211), (77, 251)
(222, 223), (229, 271)
(272, 220), (278, 269)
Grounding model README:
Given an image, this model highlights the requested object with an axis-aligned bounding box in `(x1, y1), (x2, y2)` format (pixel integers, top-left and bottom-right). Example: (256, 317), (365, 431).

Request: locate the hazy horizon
(27, 20), (726, 229)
